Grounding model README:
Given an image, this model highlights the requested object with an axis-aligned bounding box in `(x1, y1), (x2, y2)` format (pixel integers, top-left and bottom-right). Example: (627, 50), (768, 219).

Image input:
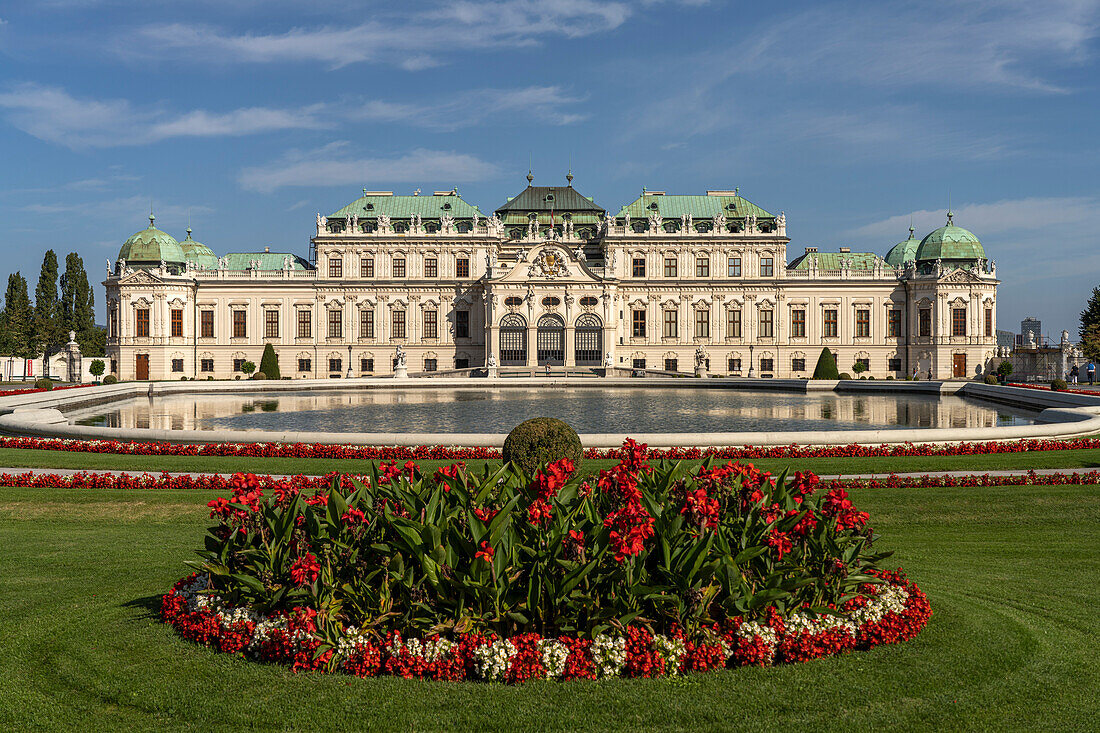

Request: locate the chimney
(839, 247), (850, 253)
(805, 247), (818, 254)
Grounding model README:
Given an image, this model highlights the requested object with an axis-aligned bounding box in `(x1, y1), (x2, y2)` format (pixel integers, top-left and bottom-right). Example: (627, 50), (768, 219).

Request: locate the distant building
(996, 329), (1016, 350)
(1020, 317), (1042, 345)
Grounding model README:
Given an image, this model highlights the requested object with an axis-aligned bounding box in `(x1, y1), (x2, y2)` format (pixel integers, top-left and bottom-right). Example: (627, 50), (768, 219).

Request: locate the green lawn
(3, 445), (1100, 479)
(0, 484), (1096, 731)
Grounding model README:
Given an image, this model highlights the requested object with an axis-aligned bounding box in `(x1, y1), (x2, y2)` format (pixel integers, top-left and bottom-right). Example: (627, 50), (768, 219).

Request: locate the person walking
(1088, 361), (1096, 386)
(1070, 364), (1079, 384)
(911, 366), (919, 381)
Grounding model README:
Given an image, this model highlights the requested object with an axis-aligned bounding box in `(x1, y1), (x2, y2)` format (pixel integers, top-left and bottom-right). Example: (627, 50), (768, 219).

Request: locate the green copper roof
(915, 213), (985, 262)
(787, 251), (887, 271)
(330, 192), (482, 220)
(179, 228), (218, 270)
(615, 193), (775, 221)
(222, 252), (313, 271)
(118, 215), (185, 265)
(884, 228), (920, 267)
(496, 182), (606, 232)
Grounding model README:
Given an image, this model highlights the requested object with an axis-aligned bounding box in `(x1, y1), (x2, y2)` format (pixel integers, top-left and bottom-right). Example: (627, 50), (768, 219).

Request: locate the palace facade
(104, 178), (999, 381)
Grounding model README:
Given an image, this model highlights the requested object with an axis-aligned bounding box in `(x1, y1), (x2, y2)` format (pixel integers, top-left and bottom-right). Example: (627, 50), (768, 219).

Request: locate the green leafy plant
(253, 371), (267, 380)
(88, 359), (105, 381)
(851, 361), (867, 375)
(997, 360), (1014, 378)
(241, 361), (256, 377)
(983, 373), (999, 385)
(1051, 378), (1068, 391)
(502, 417), (583, 475)
(812, 348), (839, 379)
(34, 377), (53, 390)
(259, 343), (281, 380)
(102, 374), (118, 385)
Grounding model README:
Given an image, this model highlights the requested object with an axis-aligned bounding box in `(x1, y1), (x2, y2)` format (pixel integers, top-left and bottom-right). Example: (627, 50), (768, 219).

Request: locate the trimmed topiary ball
(983, 373), (999, 385)
(34, 378), (53, 390)
(102, 374), (118, 385)
(253, 371), (267, 380)
(1051, 378), (1068, 391)
(502, 417), (583, 475)
(838, 372), (852, 380)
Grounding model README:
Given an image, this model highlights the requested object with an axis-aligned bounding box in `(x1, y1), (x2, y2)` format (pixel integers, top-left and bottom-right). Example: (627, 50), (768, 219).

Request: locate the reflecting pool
(67, 387), (1040, 434)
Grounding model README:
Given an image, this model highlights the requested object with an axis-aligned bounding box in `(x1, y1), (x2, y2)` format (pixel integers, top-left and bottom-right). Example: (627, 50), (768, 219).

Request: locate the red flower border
(0, 384), (91, 399)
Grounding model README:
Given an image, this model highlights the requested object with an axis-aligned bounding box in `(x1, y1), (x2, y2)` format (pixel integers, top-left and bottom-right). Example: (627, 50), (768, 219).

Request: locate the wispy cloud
(348, 86), (587, 130)
(0, 83), (330, 148)
(237, 143), (501, 193)
(21, 195), (213, 226)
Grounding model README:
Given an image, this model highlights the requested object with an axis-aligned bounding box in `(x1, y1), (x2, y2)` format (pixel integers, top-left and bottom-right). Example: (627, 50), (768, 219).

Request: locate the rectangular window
(360, 310), (374, 339)
(728, 256), (742, 277)
(759, 309), (774, 338)
(664, 358), (678, 372)
(456, 257), (470, 278)
(425, 257), (438, 278)
(856, 309), (870, 338)
(424, 310), (438, 339)
(664, 257), (677, 278)
(633, 258), (646, 277)
(888, 309), (902, 338)
(297, 310), (311, 339)
(233, 358), (245, 372)
(792, 357), (806, 372)
(200, 310), (214, 339)
(392, 311), (406, 339)
(632, 310), (646, 338)
(232, 310), (246, 339)
(327, 309), (342, 339)
(695, 309), (710, 339)
(455, 310), (469, 339)
(328, 256), (342, 278)
(696, 257), (710, 278)
(424, 358), (438, 372)
(298, 358), (311, 373)
(791, 309), (806, 338)
(455, 357), (469, 369)
(170, 309), (183, 338)
(985, 308), (993, 338)
(265, 309), (279, 339)
(919, 309), (932, 337)
(329, 358), (342, 373)
(136, 309), (149, 338)
(663, 309), (678, 338)
(952, 308), (967, 337)
(856, 357), (870, 371)
(360, 358), (374, 373)
(888, 358), (902, 371)
(200, 358), (214, 372)
(109, 306), (118, 338)
(760, 358), (774, 373)
(760, 257), (774, 277)
(632, 358), (646, 370)
(727, 310), (742, 338)
(393, 258), (406, 278)
(171, 358), (183, 372)
(728, 358), (742, 373)
(823, 309), (838, 338)
(361, 257), (374, 278)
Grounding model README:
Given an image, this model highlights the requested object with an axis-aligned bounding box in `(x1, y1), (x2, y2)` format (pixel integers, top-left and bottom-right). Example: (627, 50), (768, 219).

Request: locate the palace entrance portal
(499, 314), (527, 365)
(537, 314), (565, 365)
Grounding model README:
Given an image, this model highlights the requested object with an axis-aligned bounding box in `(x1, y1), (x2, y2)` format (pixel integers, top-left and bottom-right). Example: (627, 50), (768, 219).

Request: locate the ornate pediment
(491, 243), (604, 284)
(118, 269), (165, 286)
(527, 247), (571, 279)
(940, 268), (985, 284)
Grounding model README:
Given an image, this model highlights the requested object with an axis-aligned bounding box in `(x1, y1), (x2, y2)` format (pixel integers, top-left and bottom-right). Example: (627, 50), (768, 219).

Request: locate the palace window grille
(361, 258), (374, 278)
(985, 309), (993, 338)
(200, 311), (214, 339)
(580, 296), (598, 307)
(265, 310), (279, 339)
(329, 358), (342, 373)
(109, 305), (118, 338)
(424, 358), (438, 372)
(633, 358), (646, 370)
(727, 310), (742, 338)
(328, 256), (342, 278)
(424, 310), (438, 339)
(455, 310), (469, 339)
(728, 256), (741, 277)
(696, 257), (710, 278)
(200, 358), (214, 372)
(823, 309), (838, 338)
(760, 358), (774, 372)
(888, 310), (902, 338)
(456, 257), (470, 278)
(504, 296), (523, 307)
(665, 358), (678, 372)
(361, 358), (374, 373)
(760, 257), (774, 277)
(856, 309), (870, 338)
(632, 309), (646, 338)
(537, 314), (565, 365)
(728, 358), (742, 373)
(298, 358), (311, 372)
(233, 358), (245, 372)
(664, 257), (677, 278)
(759, 309), (774, 338)
(327, 310), (342, 339)
(633, 258), (646, 277)
(136, 309), (150, 338)
(297, 310), (311, 339)
(541, 296), (561, 307)
(663, 310), (678, 338)
(575, 314), (602, 365)
(499, 313), (527, 365)
(360, 310), (374, 339)
(695, 309), (710, 339)
(952, 308), (966, 337)
(792, 358), (806, 371)
(171, 359), (183, 372)
(919, 309), (932, 337)
(170, 309), (183, 338)
(232, 310), (246, 339)
(791, 309), (806, 338)
(392, 311), (406, 339)
(393, 258), (406, 278)
(425, 258), (438, 278)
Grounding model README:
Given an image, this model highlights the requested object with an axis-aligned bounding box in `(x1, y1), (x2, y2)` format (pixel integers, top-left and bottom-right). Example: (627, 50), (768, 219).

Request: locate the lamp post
(346, 344), (353, 379)
(748, 343), (755, 378)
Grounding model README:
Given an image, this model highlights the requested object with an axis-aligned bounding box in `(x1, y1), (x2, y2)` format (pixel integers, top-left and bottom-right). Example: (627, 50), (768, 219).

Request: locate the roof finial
(363, 188), (367, 196)
(909, 215), (914, 239)
(526, 169), (534, 185)
(149, 199), (155, 228)
(566, 168), (573, 185)
(946, 209), (954, 226)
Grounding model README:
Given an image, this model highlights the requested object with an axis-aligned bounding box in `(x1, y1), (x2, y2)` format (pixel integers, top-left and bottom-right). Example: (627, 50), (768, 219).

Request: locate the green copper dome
(179, 227), (218, 270)
(884, 227), (920, 267)
(915, 213), (985, 263)
(118, 215), (186, 267)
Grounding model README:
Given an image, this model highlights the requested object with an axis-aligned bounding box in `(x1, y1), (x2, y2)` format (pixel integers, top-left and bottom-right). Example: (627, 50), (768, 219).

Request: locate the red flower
(475, 541), (494, 562)
(341, 507), (366, 526)
(290, 553), (321, 587)
(681, 488), (720, 530)
(472, 506), (498, 523)
(767, 528), (793, 559)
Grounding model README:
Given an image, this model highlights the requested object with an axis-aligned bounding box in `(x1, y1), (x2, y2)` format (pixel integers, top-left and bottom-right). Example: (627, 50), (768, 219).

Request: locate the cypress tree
(812, 347), (839, 379)
(1080, 286), (1100, 342)
(259, 343), (281, 380)
(60, 252), (96, 350)
(0, 273), (36, 358)
(33, 250), (62, 355)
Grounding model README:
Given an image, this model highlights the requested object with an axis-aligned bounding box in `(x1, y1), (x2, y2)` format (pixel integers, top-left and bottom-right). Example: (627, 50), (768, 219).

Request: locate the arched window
(575, 314), (602, 365)
(500, 313), (527, 365)
(536, 314), (565, 365)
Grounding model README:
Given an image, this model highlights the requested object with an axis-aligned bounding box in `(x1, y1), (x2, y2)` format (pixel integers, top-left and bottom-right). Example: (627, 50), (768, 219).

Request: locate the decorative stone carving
(649, 214), (662, 233)
(528, 248), (570, 279)
(745, 213), (757, 234)
(777, 211), (786, 236)
(713, 213), (726, 232)
(378, 213), (390, 232)
(574, 245), (586, 261)
(441, 215), (455, 233)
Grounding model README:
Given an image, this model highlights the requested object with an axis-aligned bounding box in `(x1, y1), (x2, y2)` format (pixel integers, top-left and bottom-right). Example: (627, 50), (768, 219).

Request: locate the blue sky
(0, 0), (1098, 336)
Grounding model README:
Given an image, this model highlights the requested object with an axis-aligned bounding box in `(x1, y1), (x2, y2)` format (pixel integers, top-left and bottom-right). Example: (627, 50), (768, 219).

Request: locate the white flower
(538, 639), (571, 678)
(472, 639), (516, 682)
(653, 634), (686, 676)
(591, 635), (626, 679)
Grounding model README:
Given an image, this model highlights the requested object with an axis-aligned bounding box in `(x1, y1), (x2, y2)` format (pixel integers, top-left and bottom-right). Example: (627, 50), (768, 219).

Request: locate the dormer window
(442, 202), (452, 210)
(365, 203), (374, 210)
(648, 202), (658, 210)
(727, 203), (737, 211)
(545, 193), (554, 202)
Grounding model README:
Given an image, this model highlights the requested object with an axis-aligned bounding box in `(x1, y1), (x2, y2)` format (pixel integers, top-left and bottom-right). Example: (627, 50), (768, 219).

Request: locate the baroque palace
(104, 176), (998, 381)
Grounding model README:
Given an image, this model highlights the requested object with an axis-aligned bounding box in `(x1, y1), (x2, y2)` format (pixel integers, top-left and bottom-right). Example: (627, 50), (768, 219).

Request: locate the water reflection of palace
(72, 390), (1031, 433)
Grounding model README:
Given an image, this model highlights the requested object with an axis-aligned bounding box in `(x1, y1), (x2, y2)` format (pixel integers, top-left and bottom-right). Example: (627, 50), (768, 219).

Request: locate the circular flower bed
(160, 440), (932, 682)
